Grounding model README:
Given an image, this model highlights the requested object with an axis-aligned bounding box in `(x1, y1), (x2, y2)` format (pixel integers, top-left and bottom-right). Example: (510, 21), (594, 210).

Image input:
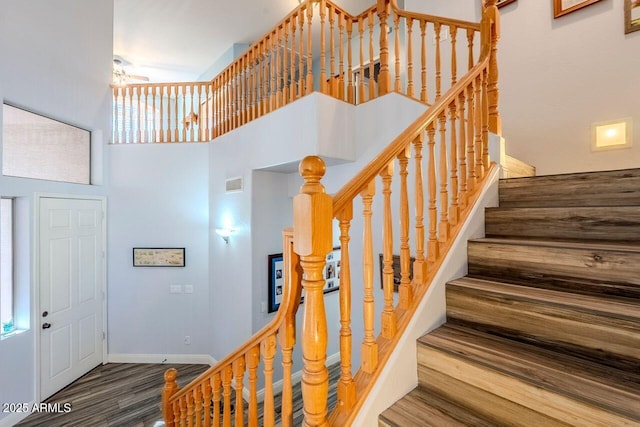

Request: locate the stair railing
(293, 1), (501, 424)
(162, 229), (303, 427)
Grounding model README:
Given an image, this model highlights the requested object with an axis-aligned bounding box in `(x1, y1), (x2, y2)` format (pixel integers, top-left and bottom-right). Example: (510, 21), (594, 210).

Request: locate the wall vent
(225, 177), (243, 193)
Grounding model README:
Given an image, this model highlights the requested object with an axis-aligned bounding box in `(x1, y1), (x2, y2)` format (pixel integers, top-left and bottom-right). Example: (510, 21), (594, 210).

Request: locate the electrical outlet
(184, 336), (191, 345)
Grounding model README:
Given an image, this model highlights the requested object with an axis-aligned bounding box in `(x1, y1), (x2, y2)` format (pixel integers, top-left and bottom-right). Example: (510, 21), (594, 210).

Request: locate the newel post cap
(293, 156), (333, 257)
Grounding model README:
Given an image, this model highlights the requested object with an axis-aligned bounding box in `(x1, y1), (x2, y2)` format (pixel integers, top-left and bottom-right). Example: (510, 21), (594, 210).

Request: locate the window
(1, 198), (14, 335)
(2, 103), (91, 184)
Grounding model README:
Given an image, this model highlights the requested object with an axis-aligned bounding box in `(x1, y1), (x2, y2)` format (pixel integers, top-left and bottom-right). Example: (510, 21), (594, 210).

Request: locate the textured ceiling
(114, 0), (373, 83)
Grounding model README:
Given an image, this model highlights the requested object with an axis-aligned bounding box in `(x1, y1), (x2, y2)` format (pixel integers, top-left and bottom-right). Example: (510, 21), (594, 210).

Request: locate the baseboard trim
(0, 401), (35, 427)
(107, 353), (217, 365)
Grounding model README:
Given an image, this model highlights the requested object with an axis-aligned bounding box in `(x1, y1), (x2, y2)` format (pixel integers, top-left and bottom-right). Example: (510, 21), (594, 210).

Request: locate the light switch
(184, 285), (194, 294)
(170, 284), (182, 294)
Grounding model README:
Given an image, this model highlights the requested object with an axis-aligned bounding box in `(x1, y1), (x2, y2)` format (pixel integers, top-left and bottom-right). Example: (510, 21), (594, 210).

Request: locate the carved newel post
(162, 368), (178, 427)
(294, 156), (333, 427)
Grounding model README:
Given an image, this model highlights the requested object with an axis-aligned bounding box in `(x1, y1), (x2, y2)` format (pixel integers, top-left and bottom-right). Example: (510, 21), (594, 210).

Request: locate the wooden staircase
(379, 168), (640, 426)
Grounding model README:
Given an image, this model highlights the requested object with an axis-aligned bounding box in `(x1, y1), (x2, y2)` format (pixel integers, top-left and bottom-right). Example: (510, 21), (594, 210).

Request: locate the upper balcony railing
(111, 0), (489, 144)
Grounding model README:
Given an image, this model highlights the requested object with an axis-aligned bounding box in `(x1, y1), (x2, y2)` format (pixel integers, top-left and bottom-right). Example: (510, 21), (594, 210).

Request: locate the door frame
(34, 193), (107, 401)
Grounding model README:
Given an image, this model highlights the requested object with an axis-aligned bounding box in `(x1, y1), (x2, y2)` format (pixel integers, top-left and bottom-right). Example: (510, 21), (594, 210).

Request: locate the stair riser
(417, 344), (639, 426)
(498, 168), (640, 208)
(468, 241), (640, 298)
(446, 286), (640, 362)
(485, 207), (640, 241)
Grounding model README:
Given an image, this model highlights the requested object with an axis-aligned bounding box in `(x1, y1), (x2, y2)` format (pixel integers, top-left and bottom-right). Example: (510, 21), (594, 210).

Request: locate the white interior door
(39, 197), (105, 400)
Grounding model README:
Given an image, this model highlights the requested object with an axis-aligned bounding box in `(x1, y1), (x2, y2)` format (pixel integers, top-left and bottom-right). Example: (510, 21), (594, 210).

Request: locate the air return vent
(225, 177), (243, 193)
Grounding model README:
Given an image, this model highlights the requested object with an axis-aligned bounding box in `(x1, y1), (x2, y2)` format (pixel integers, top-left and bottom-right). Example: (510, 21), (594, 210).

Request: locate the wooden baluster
(482, 70), (490, 173)
(338, 13), (345, 100)
(427, 123), (439, 262)
(438, 111), (450, 241)
(112, 87), (119, 144)
(258, 43), (264, 117)
(158, 86), (165, 142)
(306, 2), (314, 94)
(190, 85), (196, 141)
(290, 17), (297, 103)
(127, 87), (133, 143)
(264, 41), (270, 113)
(280, 327), (294, 427)
(368, 12), (375, 100)
(346, 18), (354, 104)
(380, 162), (397, 338)
(293, 156), (332, 426)
(202, 381), (212, 427)
(484, 0), (501, 134)
(361, 180), (378, 372)
(174, 85), (180, 142)
(458, 91), (468, 209)
(152, 86), (157, 142)
(320, 0), (327, 93)
(358, 17), (365, 104)
(162, 368), (178, 426)
(270, 33), (276, 112)
(282, 23), (288, 106)
(238, 60), (244, 127)
(211, 374), (221, 427)
(172, 401), (181, 427)
(449, 101), (459, 225)
(377, 0), (391, 95)
(397, 147), (413, 308)
(394, 13), (401, 93)
(328, 5), (335, 97)
(221, 365), (232, 427)
(213, 80), (219, 138)
(412, 134), (427, 282)
(193, 386), (202, 427)
(407, 17), (414, 98)
(180, 397), (187, 427)
(419, 20), (427, 103)
(434, 23), (442, 101)
(187, 393), (194, 427)
(233, 65), (238, 130)
(136, 86), (142, 143)
(246, 346), (260, 427)
(336, 204), (355, 410)
(299, 11), (305, 97)
(249, 50), (256, 122)
(467, 28), (475, 71)
(450, 25), (458, 87)
(467, 83), (477, 192)
(474, 76), (484, 181)
(233, 358), (246, 427)
(262, 335), (277, 427)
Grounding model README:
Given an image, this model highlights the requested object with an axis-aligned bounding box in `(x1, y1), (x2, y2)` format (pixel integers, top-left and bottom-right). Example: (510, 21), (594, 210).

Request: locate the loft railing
(111, 0), (488, 144)
(161, 0), (501, 425)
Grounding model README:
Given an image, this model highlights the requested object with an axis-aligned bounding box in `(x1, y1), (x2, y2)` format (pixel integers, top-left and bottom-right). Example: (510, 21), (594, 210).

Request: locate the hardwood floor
(15, 362), (341, 426)
(15, 363), (209, 427)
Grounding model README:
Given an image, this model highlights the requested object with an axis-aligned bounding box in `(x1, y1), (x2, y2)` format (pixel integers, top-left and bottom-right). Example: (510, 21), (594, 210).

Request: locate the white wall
(107, 144), (211, 360)
(406, 0), (640, 175)
(0, 0), (112, 423)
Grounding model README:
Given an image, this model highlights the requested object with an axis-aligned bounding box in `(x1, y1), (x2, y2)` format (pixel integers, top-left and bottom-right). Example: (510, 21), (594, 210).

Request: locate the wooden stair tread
(418, 324), (640, 422)
(469, 236), (640, 252)
(378, 386), (496, 427)
(448, 276), (640, 321)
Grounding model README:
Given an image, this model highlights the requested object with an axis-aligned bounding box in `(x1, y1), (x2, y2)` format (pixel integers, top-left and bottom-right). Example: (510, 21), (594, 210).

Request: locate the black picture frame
(133, 248), (185, 267)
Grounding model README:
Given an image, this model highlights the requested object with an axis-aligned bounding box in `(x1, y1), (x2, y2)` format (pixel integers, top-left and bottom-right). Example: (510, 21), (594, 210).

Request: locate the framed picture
(268, 253), (285, 313)
(626, 0), (640, 34)
(496, 0), (517, 8)
(133, 248), (185, 267)
(553, 0), (602, 18)
(379, 254), (414, 292)
(267, 247), (341, 314)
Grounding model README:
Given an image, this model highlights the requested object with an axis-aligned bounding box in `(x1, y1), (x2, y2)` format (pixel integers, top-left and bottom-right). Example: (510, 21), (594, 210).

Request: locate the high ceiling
(113, 0), (373, 83)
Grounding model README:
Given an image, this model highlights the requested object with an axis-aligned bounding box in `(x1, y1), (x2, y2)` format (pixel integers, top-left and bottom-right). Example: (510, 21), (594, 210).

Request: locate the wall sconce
(592, 118), (632, 151)
(215, 227), (235, 244)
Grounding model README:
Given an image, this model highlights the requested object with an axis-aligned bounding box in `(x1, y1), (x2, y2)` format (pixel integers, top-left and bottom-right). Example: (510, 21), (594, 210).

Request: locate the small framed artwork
(379, 254), (414, 292)
(268, 253), (285, 313)
(323, 247), (341, 294)
(626, 0), (640, 34)
(133, 248), (185, 267)
(496, 0), (517, 8)
(553, 0), (602, 18)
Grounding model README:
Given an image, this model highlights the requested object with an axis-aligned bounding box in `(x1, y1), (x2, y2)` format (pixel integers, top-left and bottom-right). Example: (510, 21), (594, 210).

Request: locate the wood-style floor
(15, 363), (209, 427)
(15, 362), (341, 426)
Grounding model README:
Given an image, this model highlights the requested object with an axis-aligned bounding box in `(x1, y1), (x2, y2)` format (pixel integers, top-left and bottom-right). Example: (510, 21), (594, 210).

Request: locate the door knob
(42, 323), (52, 330)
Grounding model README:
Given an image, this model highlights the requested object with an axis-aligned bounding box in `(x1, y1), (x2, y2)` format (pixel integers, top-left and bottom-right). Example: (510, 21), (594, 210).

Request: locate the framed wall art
(553, 0), (602, 18)
(496, 0), (517, 8)
(133, 248), (185, 267)
(626, 0), (640, 34)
